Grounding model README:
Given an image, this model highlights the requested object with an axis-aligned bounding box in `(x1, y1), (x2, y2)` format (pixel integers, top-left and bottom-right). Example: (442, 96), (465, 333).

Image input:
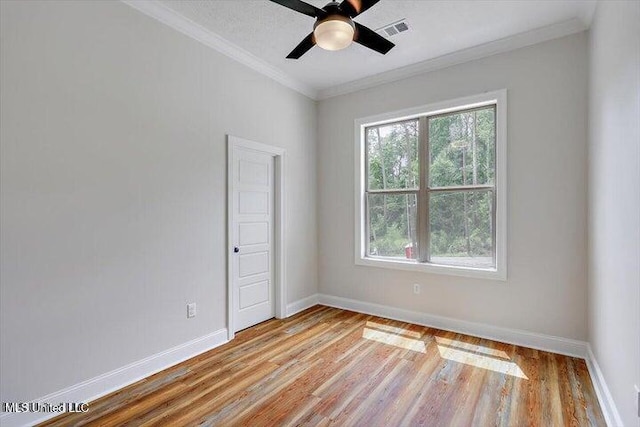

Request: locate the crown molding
(578, 1), (598, 28)
(317, 18), (588, 100)
(120, 0), (318, 100)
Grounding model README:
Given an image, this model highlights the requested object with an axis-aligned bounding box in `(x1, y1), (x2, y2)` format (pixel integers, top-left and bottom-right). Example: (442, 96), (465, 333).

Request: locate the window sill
(355, 256), (507, 281)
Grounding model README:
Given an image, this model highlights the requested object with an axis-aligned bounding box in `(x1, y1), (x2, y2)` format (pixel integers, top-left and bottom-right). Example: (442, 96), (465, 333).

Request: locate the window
(355, 91), (507, 280)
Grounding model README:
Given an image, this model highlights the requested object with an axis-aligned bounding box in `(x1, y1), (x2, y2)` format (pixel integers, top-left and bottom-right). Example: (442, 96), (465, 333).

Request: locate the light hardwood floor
(42, 305), (605, 426)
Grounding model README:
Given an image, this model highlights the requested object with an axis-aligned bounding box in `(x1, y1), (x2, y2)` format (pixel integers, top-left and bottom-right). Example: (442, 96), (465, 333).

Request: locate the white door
(231, 147), (275, 332)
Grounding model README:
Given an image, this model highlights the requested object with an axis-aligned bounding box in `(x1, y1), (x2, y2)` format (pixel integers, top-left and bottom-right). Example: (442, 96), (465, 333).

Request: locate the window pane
(368, 193), (418, 259)
(429, 190), (494, 268)
(429, 106), (495, 187)
(367, 120), (419, 190)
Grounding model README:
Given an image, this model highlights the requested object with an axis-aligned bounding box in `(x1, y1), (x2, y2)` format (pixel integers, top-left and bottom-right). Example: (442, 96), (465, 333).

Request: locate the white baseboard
(317, 294), (588, 358)
(286, 294), (319, 317)
(585, 345), (624, 427)
(0, 328), (228, 427)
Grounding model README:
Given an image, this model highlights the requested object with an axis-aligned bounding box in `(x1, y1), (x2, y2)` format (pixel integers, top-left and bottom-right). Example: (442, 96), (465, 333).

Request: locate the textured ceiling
(158, 0), (596, 92)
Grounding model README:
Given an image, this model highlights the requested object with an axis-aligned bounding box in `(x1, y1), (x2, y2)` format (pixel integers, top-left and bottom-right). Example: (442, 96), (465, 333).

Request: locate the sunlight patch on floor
(365, 321), (422, 338)
(435, 336), (510, 359)
(436, 340), (528, 379)
(362, 327), (426, 353)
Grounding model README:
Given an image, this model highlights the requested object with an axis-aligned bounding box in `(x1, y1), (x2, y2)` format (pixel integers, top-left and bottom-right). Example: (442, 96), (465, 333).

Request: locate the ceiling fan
(268, 0), (395, 59)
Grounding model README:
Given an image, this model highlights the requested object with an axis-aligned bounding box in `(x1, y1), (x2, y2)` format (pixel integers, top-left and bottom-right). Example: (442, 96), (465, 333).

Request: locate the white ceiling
(146, 0), (596, 98)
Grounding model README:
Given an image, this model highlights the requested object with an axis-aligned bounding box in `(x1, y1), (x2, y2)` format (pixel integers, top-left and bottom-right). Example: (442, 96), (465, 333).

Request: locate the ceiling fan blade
(339, 0), (380, 17)
(268, 0), (323, 18)
(286, 33), (316, 59)
(354, 22), (394, 54)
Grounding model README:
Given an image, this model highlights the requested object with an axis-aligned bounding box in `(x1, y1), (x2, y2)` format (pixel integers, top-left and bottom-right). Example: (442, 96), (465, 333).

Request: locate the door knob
(233, 246), (240, 253)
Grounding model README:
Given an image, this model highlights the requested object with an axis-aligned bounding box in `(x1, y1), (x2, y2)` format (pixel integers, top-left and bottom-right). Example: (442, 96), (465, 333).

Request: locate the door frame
(227, 135), (286, 341)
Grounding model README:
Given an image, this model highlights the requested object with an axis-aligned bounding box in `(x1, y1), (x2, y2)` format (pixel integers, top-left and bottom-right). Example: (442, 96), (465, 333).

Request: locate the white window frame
(354, 90), (507, 280)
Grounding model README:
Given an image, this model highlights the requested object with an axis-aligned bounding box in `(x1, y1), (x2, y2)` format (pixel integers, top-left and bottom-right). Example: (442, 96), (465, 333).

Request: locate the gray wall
(0, 0), (317, 402)
(588, 1), (640, 425)
(317, 33), (589, 340)
(4, 1), (638, 423)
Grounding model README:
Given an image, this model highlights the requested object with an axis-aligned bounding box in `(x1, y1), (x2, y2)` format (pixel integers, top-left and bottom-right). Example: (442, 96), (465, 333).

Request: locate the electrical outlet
(187, 303), (197, 319)
(413, 284), (421, 294)
(635, 384), (639, 418)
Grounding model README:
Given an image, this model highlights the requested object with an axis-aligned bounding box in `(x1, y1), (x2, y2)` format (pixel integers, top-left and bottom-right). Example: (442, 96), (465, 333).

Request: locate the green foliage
(368, 193), (416, 257)
(366, 107), (496, 265)
(429, 108), (495, 187)
(367, 121), (418, 190)
(429, 191), (492, 258)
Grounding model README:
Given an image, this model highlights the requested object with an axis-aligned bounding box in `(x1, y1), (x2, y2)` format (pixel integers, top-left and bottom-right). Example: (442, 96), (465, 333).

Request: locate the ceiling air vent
(376, 19), (409, 38)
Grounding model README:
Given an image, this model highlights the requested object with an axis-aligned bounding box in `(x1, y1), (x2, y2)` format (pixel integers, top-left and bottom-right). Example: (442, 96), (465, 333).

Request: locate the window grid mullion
(418, 116), (429, 263)
(366, 189), (419, 195)
(364, 191), (370, 257)
(364, 128), (370, 257)
(429, 184), (495, 192)
(491, 104), (497, 268)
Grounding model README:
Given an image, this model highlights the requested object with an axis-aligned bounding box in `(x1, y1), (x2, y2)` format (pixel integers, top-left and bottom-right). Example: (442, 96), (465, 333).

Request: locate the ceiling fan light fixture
(313, 15), (355, 51)
(269, 0), (394, 59)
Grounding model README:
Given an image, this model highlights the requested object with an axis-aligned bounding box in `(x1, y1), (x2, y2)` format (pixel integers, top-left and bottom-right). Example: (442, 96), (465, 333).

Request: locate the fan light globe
(313, 17), (354, 51)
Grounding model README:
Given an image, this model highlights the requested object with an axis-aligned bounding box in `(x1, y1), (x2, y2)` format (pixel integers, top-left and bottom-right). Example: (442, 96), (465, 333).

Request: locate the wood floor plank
(41, 306), (606, 427)
(557, 353), (582, 427)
